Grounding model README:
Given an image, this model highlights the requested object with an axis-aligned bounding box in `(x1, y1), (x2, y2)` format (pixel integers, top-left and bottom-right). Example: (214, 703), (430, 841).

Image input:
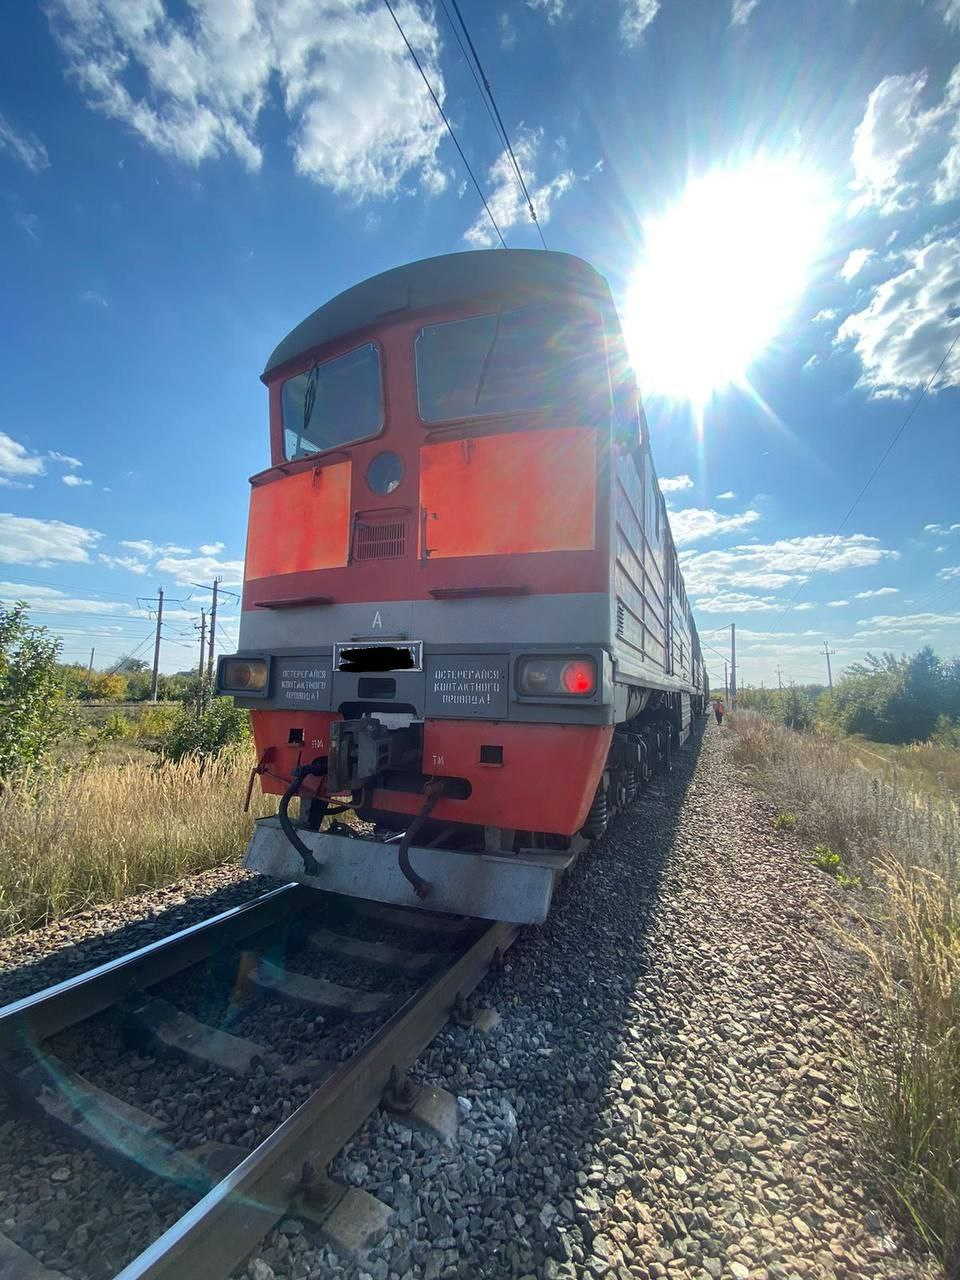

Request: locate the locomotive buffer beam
(245, 817), (574, 924)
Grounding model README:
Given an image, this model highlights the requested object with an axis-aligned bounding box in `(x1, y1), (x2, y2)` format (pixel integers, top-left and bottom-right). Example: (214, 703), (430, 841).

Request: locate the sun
(623, 160), (832, 405)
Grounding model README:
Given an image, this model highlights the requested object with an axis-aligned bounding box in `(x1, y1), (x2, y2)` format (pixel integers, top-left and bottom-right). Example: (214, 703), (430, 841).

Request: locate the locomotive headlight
(219, 657), (269, 693)
(517, 655), (597, 697)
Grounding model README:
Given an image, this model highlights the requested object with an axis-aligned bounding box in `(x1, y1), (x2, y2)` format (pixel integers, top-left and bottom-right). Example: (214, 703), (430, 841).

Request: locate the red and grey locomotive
(218, 250), (707, 922)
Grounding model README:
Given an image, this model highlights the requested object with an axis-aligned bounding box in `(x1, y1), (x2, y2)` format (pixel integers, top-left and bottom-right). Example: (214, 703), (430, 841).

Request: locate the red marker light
(561, 659), (595, 695)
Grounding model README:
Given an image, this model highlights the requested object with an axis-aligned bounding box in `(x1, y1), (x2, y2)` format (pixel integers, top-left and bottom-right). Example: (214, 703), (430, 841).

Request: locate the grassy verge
(727, 712), (959, 1272)
(0, 751), (275, 937)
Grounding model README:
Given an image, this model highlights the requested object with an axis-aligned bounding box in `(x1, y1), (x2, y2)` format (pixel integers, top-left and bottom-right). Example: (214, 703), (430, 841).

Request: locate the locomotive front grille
(353, 519), (407, 561)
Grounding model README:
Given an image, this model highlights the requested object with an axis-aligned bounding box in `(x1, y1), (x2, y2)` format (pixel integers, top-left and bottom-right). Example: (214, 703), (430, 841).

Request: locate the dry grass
(728, 712), (960, 1271)
(0, 752), (275, 936)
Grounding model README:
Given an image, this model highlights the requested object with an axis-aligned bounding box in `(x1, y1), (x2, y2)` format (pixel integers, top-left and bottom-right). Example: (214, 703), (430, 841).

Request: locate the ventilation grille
(616, 600), (625, 637)
(354, 520), (406, 561)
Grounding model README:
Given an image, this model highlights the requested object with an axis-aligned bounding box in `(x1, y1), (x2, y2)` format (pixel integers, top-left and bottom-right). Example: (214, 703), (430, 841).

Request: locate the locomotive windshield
(281, 342), (382, 460)
(415, 302), (607, 423)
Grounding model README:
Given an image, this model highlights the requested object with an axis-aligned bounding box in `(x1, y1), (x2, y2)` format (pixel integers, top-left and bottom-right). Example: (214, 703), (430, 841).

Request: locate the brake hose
(277, 762), (352, 877)
(397, 780), (445, 900)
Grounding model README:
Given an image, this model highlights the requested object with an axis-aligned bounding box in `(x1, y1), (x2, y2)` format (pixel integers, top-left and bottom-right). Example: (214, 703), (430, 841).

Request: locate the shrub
(773, 812), (796, 830)
(162, 697), (250, 766)
(809, 843), (840, 873)
(0, 601), (75, 781)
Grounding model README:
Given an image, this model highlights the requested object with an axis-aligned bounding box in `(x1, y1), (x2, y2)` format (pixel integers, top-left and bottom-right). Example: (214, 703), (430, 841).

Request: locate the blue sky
(0, 0), (958, 684)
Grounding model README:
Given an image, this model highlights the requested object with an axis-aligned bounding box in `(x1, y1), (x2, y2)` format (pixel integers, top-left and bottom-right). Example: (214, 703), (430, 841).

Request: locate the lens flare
(623, 160), (832, 405)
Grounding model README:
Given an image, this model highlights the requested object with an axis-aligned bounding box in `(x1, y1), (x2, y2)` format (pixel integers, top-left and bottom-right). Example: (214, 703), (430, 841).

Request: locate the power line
(382, 0), (507, 249)
(772, 325), (960, 631)
(443, 0), (548, 249)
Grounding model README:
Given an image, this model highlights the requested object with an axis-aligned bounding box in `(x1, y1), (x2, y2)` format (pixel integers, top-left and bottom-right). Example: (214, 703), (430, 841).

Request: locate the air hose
(397, 780), (445, 900)
(277, 762), (352, 877)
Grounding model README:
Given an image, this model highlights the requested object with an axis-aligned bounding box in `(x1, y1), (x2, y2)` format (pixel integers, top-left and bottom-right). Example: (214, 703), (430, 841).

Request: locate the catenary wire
(382, 0), (507, 249)
(443, 0), (548, 249)
(770, 326), (960, 632)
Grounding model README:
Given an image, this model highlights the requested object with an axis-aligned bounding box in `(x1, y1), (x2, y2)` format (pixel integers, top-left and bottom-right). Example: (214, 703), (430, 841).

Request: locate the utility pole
(86, 647), (95, 680)
(206, 576), (221, 680)
(198, 610), (207, 677)
(823, 639), (835, 694)
(149, 586), (164, 703)
(730, 622), (737, 711)
(723, 660), (728, 701)
(776, 664), (783, 691)
(197, 610), (207, 713)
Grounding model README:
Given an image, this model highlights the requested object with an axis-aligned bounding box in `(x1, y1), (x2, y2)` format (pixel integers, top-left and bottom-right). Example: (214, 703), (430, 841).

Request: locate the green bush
(0, 602), (75, 781)
(162, 697), (251, 767)
(773, 812), (796, 830)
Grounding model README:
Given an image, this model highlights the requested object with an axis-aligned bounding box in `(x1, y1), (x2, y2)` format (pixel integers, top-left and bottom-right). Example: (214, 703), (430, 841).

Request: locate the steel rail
(114, 919), (517, 1280)
(0, 883), (314, 1047)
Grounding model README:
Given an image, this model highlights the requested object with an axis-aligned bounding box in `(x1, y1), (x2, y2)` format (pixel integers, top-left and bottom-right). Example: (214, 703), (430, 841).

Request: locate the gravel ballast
(0, 723), (939, 1279)
(241, 721), (937, 1280)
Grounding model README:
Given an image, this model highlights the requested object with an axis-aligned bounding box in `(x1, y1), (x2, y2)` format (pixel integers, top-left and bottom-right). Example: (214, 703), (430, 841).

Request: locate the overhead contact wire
(382, 0), (507, 249)
(446, 0), (548, 249)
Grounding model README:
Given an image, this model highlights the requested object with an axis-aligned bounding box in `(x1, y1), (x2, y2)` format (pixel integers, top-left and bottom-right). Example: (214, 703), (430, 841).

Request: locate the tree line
(735, 646), (960, 745)
(1, 602), (248, 780)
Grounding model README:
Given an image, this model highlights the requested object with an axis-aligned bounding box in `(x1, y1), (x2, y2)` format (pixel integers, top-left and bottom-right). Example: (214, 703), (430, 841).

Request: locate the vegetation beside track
(0, 600), (271, 936)
(0, 751), (275, 936)
(726, 711), (960, 1273)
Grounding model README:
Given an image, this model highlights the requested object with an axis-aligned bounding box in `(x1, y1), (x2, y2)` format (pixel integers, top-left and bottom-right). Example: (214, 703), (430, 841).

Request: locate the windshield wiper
(473, 309), (505, 407)
(292, 363), (319, 458)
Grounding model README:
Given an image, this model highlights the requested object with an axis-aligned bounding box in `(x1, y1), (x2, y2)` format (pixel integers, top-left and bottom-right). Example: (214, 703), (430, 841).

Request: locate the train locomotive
(217, 249), (707, 923)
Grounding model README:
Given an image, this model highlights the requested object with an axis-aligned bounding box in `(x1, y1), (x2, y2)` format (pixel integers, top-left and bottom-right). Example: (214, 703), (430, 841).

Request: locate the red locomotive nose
(561, 659), (596, 695)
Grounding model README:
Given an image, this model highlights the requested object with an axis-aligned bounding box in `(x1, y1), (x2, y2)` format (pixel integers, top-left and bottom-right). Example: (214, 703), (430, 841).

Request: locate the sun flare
(623, 161), (832, 405)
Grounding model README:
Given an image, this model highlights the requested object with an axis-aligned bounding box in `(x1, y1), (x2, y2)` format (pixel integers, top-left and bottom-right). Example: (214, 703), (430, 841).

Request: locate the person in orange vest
(712, 698), (724, 725)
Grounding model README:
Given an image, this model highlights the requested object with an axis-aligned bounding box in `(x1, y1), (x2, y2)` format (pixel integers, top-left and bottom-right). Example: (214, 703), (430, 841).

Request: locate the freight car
(218, 250), (707, 923)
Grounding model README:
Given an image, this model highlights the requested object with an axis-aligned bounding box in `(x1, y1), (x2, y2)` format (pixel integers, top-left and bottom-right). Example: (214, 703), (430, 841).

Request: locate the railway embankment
(238, 721), (938, 1280)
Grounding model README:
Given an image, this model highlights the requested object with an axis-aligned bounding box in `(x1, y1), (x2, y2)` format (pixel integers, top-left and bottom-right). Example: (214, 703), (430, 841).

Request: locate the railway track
(0, 884), (515, 1280)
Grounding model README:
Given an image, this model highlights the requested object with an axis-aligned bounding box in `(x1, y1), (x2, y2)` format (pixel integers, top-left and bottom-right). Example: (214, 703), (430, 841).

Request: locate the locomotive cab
(219, 250), (701, 922)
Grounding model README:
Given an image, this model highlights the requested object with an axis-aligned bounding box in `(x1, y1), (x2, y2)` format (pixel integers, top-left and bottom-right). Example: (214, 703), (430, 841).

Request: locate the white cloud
(855, 611), (960, 637)
(938, 565), (960, 581)
(715, 490), (736, 501)
(0, 514), (101, 566)
(802, 354), (820, 372)
(0, 432), (46, 481)
(620, 0), (660, 45)
(839, 248), (874, 282)
(464, 127), (573, 248)
(854, 586), (899, 598)
(668, 507), (761, 548)
(99, 553), (149, 575)
(79, 289), (108, 308)
(62, 474), (93, 487)
(120, 539), (190, 557)
(849, 71), (942, 214)
(682, 533), (898, 596)
(932, 64), (960, 202)
(0, 580), (138, 616)
(0, 478), (35, 491)
(498, 11), (516, 49)
(527, 0), (566, 19)
(0, 112), (50, 173)
(836, 233), (960, 395)
(811, 308), (837, 323)
(826, 599), (849, 608)
(925, 522), (960, 534)
(730, 0), (760, 24)
(659, 474), (694, 493)
(48, 451), (82, 469)
(46, 0), (451, 202)
(695, 591), (780, 613)
(198, 541), (225, 555)
(155, 551), (245, 586)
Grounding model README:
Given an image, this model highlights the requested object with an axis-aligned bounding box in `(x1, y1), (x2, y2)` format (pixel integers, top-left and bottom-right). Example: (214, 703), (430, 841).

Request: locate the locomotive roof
(262, 249), (613, 380)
